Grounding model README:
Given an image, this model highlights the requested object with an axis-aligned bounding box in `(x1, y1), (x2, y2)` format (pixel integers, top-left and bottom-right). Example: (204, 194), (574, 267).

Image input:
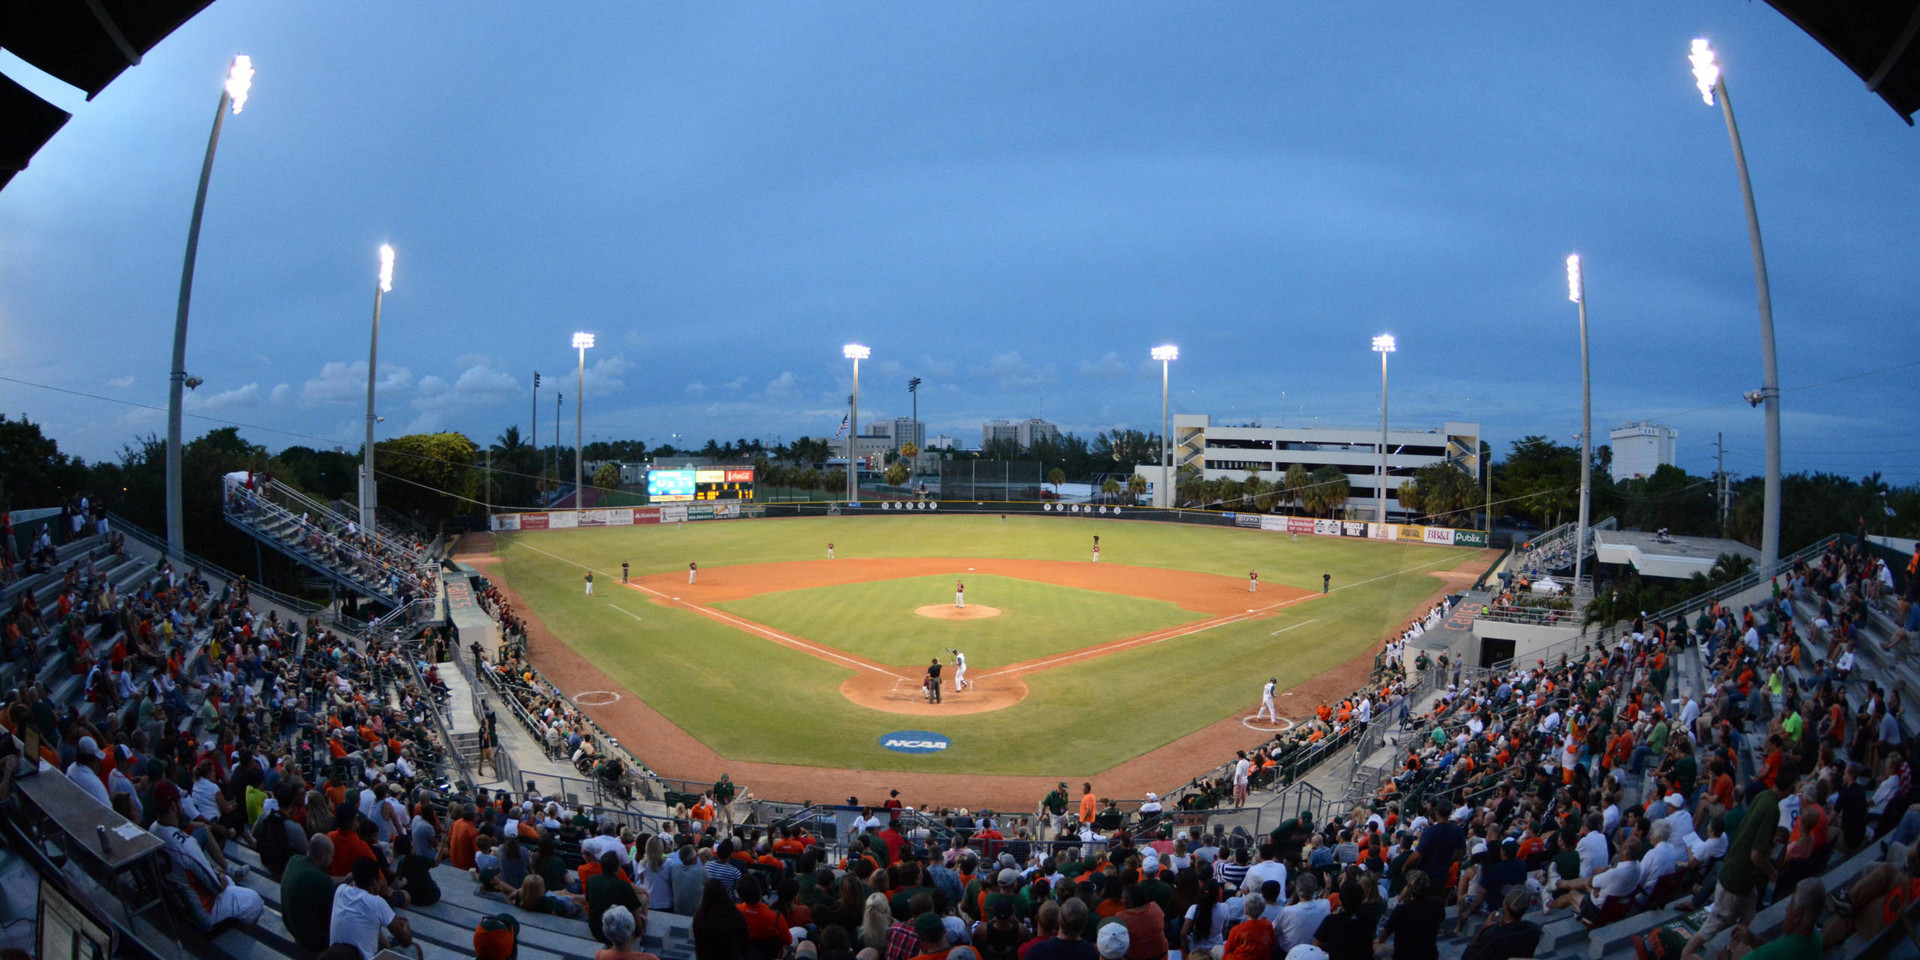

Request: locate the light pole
(1151, 345), (1178, 508)
(1568, 255), (1592, 586)
(843, 344), (870, 503)
(573, 333), (594, 520)
(908, 376), (922, 475)
(167, 54), (254, 559)
(1372, 334), (1396, 523)
(1691, 38), (1782, 575)
(361, 244), (395, 532)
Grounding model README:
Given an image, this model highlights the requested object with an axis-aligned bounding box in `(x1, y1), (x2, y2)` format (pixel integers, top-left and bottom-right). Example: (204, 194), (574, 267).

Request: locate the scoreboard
(648, 467), (755, 502)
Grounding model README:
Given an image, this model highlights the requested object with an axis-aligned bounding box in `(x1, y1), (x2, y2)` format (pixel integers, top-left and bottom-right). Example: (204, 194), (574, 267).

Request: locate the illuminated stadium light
(843, 343), (870, 360)
(1690, 39), (1720, 105)
(1566, 254), (1582, 303)
(1371, 334), (1396, 353)
(1153, 345), (1179, 507)
(378, 244), (395, 293)
(1150, 344), (1178, 362)
(573, 331), (595, 350)
(226, 55), (255, 114)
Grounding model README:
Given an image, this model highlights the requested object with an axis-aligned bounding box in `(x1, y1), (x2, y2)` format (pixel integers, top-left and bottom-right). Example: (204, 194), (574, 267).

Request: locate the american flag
(834, 414), (850, 439)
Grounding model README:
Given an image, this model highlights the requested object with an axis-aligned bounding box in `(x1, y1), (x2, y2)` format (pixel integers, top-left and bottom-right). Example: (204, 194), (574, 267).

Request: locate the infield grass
(490, 515), (1483, 776)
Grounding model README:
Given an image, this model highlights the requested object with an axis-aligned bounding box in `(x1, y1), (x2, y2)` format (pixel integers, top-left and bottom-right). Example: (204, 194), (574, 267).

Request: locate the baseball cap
(1141, 855), (1160, 873)
(913, 913), (946, 942)
(77, 736), (101, 759)
(1096, 924), (1130, 960)
(998, 868), (1019, 887)
(1286, 947), (1330, 960)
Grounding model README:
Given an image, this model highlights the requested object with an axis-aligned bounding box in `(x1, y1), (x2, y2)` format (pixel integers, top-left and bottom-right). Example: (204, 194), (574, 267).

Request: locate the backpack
(475, 913), (520, 960)
(255, 809), (292, 877)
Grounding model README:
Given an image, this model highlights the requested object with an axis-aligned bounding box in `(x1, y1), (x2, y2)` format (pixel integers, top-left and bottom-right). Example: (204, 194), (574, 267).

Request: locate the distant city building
(925, 434), (958, 451)
(876, 417), (925, 450)
(982, 418), (1061, 450)
(1609, 421), (1678, 481)
(1131, 414), (1481, 517)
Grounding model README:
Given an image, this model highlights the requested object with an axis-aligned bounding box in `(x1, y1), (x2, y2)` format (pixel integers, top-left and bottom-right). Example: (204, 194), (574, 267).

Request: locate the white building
(925, 434), (958, 451)
(1131, 414), (1481, 516)
(1609, 422), (1677, 481)
(876, 417), (925, 450)
(982, 418), (1061, 450)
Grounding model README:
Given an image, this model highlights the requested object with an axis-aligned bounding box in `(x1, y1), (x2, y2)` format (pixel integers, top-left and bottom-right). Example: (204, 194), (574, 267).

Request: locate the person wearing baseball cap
(1094, 922), (1129, 960)
(912, 912), (952, 960)
(66, 736), (110, 806)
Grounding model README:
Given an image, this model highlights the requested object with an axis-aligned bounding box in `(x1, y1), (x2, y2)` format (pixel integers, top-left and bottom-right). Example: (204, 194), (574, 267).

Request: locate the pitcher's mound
(915, 604), (1001, 620)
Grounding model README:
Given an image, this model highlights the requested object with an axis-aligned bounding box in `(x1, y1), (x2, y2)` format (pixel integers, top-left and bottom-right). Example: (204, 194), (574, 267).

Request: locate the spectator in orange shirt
(448, 803), (479, 870)
(736, 875), (794, 957)
(1079, 783), (1097, 824)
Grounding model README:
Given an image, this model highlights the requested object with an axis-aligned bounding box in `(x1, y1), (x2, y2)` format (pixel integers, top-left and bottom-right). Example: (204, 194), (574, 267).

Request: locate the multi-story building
(876, 417), (925, 450)
(925, 435), (958, 451)
(1609, 421), (1678, 481)
(981, 418), (1061, 450)
(1131, 414), (1481, 516)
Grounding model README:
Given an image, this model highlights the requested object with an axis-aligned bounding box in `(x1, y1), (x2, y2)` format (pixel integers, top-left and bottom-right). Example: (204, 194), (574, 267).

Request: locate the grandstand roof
(0, 0), (217, 188)
(1594, 528), (1760, 580)
(1764, 0), (1920, 123)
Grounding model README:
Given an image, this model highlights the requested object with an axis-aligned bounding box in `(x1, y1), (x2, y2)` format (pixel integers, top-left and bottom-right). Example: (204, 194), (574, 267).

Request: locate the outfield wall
(491, 498), (1487, 547)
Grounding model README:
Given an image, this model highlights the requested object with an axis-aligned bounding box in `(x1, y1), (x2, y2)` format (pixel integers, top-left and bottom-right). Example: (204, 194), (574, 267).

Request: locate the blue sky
(2, 2), (1916, 481)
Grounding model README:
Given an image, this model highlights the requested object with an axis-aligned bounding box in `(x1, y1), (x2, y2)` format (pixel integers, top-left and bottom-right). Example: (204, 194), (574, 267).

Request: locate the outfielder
(950, 649), (970, 691)
(1092, 544), (1100, 563)
(1256, 676), (1279, 723)
(955, 580), (965, 609)
(827, 541), (835, 559)
(688, 561), (698, 585)
(584, 572), (595, 596)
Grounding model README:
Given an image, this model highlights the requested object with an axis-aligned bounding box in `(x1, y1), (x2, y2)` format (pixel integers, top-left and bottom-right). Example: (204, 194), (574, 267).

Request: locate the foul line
(623, 581), (913, 682)
(608, 604), (645, 623)
(1271, 619), (1320, 636)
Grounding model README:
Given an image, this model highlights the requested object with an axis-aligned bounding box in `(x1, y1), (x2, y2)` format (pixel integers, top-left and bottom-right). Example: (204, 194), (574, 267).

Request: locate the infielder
(1256, 677), (1280, 723)
(950, 649), (970, 691)
(1092, 545), (1100, 563)
(1248, 570), (1258, 593)
(688, 561), (698, 585)
(827, 541), (835, 559)
(584, 572), (594, 596)
(955, 580), (965, 609)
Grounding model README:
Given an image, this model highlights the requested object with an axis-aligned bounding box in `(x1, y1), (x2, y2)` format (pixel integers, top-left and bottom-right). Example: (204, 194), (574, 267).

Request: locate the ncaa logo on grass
(880, 730), (950, 754)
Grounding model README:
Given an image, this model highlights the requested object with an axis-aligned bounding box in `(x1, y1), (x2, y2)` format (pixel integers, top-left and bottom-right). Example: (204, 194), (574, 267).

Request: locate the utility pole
(1714, 432), (1730, 538)
(531, 371), (541, 500)
(554, 392), (563, 501)
(485, 449), (493, 517)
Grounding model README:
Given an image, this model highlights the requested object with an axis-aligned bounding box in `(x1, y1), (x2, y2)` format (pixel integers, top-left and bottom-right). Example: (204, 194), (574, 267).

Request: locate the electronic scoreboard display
(648, 467), (755, 502)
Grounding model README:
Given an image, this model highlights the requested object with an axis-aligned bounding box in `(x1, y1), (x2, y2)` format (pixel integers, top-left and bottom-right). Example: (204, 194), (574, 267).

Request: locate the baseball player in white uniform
(688, 561), (697, 585)
(950, 649), (970, 691)
(1248, 570), (1258, 593)
(1256, 677), (1279, 723)
(955, 580), (965, 609)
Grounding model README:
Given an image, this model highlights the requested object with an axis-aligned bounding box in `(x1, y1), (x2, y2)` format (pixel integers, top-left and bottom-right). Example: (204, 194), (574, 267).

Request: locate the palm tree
(1308, 465), (1349, 517)
(1126, 473), (1147, 502)
(1047, 467), (1066, 496)
(1283, 463), (1311, 515)
(1101, 477), (1123, 502)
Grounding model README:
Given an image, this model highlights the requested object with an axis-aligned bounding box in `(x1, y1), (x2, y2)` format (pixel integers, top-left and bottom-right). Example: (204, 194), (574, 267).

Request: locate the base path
(463, 538), (1496, 809)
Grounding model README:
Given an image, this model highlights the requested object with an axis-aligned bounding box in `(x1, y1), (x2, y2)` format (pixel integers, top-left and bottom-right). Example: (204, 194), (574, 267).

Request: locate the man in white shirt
(1575, 814), (1610, 877)
(151, 784), (263, 929)
(1244, 845), (1288, 898)
(330, 858), (410, 959)
(66, 736), (111, 806)
(1637, 821), (1683, 895)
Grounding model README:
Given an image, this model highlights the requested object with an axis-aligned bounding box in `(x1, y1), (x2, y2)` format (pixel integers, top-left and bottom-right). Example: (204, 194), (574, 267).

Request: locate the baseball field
(465, 513), (1494, 805)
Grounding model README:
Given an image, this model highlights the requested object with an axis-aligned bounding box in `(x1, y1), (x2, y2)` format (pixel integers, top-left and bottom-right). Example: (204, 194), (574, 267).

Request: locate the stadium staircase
(221, 475), (434, 606)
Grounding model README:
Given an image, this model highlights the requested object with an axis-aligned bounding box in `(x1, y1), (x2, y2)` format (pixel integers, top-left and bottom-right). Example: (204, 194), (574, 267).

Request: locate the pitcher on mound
(1256, 677), (1280, 723)
(955, 580), (965, 609)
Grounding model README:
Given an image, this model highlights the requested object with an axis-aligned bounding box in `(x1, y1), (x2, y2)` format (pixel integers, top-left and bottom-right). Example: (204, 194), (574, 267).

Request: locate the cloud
(186, 382), (263, 410)
(765, 371), (799, 398)
(725, 375), (749, 391)
(300, 361), (413, 406)
(978, 351), (1051, 391)
(918, 356), (957, 378)
(270, 383), (292, 406)
(1078, 352), (1129, 379)
(412, 363), (520, 413)
(583, 355), (629, 398)
(454, 353), (492, 369)
(685, 381), (707, 397)
(107, 375), (135, 389)
(878, 360), (905, 379)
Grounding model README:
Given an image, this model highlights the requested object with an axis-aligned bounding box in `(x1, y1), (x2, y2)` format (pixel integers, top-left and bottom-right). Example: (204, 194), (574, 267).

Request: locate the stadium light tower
(1568, 255), (1593, 587)
(573, 332), (595, 521)
(843, 344), (870, 503)
(1151, 345), (1178, 508)
(360, 244), (395, 532)
(1372, 334), (1396, 523)
(167, 54), (255, 559)
(1690, 37), (1782, 576)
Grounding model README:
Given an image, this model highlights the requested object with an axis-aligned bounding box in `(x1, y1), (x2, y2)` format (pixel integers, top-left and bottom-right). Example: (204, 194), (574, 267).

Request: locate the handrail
(389, 640), (476, 790)
(258, 476), (428, 565)
(106, 509), (322, 614)
(223, 476), (430, 603)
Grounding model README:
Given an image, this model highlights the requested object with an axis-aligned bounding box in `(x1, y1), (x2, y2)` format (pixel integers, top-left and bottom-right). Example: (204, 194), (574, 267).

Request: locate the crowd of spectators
(224, 474), (433, 602)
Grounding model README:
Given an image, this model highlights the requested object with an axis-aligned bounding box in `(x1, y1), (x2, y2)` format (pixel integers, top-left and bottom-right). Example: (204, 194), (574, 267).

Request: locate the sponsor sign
(548, 511), (578, 529)
(1260, 515), (1287, 532)
(879, 730), (950, 754)
(1287, 517), (1315, 535)
(633, 508), (661, 525)
(490, 514), (520, 532)
(1313, 519), (1340, 536)
(1235, 514), (1262, 528)
(1423, 526), (1455, 545)
(1368, 523), (1394, 540)
(521, 513), (551, 531)
(1343, 521), (1366, 537)
(726, 469), (754, 483)
(1395, 524), (1425, 542)
(577, 508), (635, 528)
(660, 505), (688, 523)
(1453, 529), (1490, 547)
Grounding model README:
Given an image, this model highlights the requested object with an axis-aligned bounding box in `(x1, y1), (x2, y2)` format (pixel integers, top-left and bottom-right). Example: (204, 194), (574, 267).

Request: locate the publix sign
(880, 730), (951, 754)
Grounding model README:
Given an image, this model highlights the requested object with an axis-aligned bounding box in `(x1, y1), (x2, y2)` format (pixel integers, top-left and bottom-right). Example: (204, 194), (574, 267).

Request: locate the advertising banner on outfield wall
(1423, 526), (1455, 545)
(491, 514), (519, 532)
(1395, 524), (1426, 542)
(548, 511), (578, 529)
(1313, 519), (1340, 536)
(1368, 523), (1394, 540)
(1452, 529), (1489, 547)
(1259, 515), (1287, 532)
(660, 504), (688, 523)
(1343, 522), (1367, 537)
(633, 508), (661, 525)
(1233, 513), (1262, 528)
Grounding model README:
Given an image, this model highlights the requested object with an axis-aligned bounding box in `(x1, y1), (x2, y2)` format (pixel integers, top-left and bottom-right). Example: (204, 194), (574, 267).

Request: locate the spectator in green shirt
(1687, 781), (1782, 956)
(280, 834), (338, 954)
(1728, 879), (1822, 960)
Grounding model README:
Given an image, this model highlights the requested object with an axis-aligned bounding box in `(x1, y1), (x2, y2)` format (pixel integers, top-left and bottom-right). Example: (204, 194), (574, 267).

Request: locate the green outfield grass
(490, 515), (1482, 776)
(711, 574), (1206, 669)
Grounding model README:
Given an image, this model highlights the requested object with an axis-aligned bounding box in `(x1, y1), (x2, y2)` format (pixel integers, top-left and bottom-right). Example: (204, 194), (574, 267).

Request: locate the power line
(0, 373), (353, 448)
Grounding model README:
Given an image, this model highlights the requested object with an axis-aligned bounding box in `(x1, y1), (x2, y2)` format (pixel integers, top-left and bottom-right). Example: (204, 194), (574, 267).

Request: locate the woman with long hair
(859, 891), (892, 953)
(692, 878), (749, 960)
(637, 836), (675, 913)
(1180, 875), (1226, 957)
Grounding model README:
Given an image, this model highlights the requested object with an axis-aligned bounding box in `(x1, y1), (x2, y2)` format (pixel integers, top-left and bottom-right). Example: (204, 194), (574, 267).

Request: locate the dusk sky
(2, 3), (1916, 481)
